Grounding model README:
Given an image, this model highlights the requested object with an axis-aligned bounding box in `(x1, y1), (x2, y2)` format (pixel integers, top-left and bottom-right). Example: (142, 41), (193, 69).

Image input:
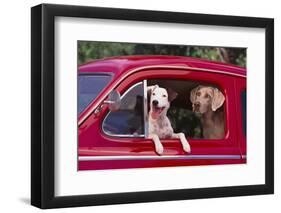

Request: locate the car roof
(79, 55), (246, 77)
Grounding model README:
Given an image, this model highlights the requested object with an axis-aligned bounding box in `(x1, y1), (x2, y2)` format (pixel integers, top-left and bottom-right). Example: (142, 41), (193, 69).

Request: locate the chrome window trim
(102, 81), (145, 138)
(78, 72), (114, 77)
(143, 80), (149, 138)
(79, 154), (245, 161)
(118, 81), (143, 100)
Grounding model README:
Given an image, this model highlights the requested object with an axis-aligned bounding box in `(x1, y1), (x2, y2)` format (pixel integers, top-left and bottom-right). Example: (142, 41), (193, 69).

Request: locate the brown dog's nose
(194, 102), (200, 109)
(152, 100), (158, 106)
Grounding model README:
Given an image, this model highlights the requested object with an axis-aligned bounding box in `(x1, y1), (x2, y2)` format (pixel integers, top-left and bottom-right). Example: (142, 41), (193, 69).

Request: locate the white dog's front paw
(155, 143), (164, 155)
(183, 143), (191, 153)
(181, 139), (191, 153)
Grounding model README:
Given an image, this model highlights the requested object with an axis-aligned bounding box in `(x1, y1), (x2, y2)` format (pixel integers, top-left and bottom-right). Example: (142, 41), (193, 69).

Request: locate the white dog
(147, 85), (191, 155)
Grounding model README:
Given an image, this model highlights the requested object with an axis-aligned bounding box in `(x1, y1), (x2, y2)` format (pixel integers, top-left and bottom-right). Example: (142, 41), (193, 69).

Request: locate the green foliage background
(78, 41), (246, 67)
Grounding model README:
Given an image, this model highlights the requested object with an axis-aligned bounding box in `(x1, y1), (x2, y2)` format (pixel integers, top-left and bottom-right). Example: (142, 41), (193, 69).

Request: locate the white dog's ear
(190, 86), (200, 103)
(147, 84), (159, 97)
(211, 88), (225, 111)
(167, 88), (178, 102)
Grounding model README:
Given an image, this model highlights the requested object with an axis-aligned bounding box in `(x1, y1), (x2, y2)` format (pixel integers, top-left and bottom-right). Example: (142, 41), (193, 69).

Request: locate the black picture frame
(31, 3), (274, 209)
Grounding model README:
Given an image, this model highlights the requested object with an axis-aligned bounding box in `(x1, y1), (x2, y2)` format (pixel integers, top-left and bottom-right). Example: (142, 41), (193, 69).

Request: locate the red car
(78, 55), (246, 170)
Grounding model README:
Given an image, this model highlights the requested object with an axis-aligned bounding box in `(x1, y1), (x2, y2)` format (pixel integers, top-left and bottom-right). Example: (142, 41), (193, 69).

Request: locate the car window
(78, 74), (111, 114)
(147, 79), (226, 139)
(102, 82), (145, 137)
(102, 79), (226, 140)
(241, 89), (246, 136)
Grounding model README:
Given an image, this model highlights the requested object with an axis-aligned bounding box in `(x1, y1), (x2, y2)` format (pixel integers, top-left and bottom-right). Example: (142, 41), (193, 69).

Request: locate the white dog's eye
(152, 93), (155, 96)
(162, 94), (167, 98)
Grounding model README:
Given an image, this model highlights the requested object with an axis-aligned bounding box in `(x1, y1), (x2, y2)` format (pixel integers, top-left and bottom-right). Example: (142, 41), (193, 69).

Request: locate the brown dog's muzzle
(193, 102), (200, 112)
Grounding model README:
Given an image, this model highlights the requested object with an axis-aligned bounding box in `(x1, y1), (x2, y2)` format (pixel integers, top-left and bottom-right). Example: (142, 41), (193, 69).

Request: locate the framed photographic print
(31, 3), (274, 209)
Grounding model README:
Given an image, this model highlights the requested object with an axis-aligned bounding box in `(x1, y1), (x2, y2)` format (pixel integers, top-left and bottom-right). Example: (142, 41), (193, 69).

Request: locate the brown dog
(190, 86), (225, 139)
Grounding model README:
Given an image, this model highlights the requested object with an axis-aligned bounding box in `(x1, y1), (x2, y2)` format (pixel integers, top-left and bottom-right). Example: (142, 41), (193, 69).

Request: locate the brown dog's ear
(211, 88), (225, 111)
(167, 88), (178, 102)
(190, 85), (201, 103)
(147, 84), (159, 97)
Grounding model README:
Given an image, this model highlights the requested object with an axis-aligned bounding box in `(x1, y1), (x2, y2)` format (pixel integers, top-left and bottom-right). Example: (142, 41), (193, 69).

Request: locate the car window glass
(78, 74), (111, 114)
(102, 82), (144, 137)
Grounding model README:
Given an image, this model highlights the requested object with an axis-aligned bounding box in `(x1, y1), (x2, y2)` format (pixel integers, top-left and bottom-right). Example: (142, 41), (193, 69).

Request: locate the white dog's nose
(152, 100), (158, 106)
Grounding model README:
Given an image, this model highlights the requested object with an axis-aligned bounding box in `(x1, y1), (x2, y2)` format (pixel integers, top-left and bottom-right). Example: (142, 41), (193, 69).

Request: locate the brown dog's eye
(204, 94), (209, 98)
(152, 93), (155, 96)
(162, 94), (167, 98)
(196, 92), (201, 96)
